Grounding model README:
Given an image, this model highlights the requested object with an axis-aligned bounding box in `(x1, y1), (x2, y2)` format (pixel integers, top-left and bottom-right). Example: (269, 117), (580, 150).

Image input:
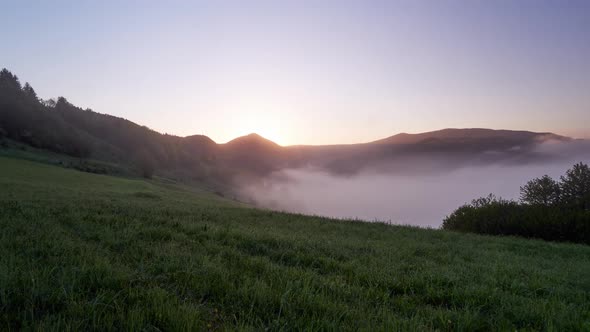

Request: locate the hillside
(1, 68), (582, 183)
(1, 156), (589, 330)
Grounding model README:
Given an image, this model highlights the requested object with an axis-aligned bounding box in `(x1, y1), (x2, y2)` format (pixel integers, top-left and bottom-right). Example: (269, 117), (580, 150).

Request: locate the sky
(1, 0), (589, 145)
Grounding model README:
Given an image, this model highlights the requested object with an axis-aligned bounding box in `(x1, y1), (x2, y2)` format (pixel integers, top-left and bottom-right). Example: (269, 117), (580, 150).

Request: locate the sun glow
(227, 108), (290, 146)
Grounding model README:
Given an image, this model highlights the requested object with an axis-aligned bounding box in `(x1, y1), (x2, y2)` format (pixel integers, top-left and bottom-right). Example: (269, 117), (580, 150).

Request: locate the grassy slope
(0, 156), (589, 331)
(0, 140), (133, 176)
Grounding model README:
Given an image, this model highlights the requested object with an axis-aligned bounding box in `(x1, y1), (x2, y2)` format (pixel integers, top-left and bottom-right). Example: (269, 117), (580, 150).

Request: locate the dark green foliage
(444, 163), (590, 244)
(560, 162), (590, 210)
(1, 157), (590, 330)
(442, 195), (590, 244)
(520, 175), (560, 206)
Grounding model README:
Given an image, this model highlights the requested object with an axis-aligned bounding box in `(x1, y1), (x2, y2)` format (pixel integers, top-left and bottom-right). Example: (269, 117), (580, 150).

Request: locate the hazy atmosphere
(2, 0), (590, 145)
(243, 140), (590, 227)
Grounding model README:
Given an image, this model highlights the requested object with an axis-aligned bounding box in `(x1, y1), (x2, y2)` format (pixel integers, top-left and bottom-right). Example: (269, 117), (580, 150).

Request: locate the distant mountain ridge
(371, 128), (569, 145)
(225, 128), (569, 150)
(0, 68), (580, 184)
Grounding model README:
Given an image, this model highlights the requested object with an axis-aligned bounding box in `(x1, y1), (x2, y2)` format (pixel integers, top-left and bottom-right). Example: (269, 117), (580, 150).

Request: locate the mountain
(225, 133), (280, 148)
(0, 68), (582, 184)
(279, 128), (573, 176)
(371, 128), (569, 145)
(219, 133), (285, 179)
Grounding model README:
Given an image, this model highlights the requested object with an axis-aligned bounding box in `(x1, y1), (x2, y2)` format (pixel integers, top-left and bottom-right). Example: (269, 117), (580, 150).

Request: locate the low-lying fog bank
(241, 142), (590, 227)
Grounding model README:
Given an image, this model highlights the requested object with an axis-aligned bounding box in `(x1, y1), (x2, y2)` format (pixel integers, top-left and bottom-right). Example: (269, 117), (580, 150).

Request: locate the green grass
(0, 139), (133, 176)
(1, 156), (589, 331)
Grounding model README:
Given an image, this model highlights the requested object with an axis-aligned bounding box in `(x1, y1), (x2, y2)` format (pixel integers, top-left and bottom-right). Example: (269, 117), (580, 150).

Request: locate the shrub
(443, 162), (590, 244)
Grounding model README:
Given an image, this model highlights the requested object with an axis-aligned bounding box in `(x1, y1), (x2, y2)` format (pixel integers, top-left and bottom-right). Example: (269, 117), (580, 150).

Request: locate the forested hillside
(0, 69), (225, 181)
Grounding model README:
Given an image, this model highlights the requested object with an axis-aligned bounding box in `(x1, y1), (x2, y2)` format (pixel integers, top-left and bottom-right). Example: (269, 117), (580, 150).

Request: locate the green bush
(442, 197), (590, 244)
(443, 162), (590, 244)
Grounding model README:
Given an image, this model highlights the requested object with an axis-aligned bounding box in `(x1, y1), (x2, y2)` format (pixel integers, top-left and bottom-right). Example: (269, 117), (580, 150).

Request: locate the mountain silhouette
(0, 68), (583, 184)
(371, 128), (569, 145)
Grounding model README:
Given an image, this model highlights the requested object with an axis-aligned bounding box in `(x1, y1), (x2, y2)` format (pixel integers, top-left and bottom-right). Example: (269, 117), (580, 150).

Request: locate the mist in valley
(241, 141), (590, 227)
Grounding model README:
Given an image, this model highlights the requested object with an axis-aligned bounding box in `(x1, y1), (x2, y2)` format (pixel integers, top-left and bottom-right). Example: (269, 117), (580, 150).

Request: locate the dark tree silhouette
(22, 82), (38, 101)
(560, 162), (590, 210)
(0, 68), (22, 91)
(520, 175), (560, 206)
(0, 68), (226, 180)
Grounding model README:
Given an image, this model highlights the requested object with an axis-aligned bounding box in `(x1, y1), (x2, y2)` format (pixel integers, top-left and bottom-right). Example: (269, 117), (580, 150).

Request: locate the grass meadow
(0, 156), (589, 331)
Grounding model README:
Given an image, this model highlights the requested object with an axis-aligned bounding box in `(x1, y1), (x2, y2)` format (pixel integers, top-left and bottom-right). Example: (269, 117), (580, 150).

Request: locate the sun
(238, 120), (286, 146)
(230, 109), (289, 146)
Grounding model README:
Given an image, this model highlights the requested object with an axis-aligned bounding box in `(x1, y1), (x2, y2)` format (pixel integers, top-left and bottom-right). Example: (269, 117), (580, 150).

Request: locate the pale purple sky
(2, 0), (589, 145)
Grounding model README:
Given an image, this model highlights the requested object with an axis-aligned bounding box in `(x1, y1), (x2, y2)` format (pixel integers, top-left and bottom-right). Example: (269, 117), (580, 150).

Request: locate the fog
(241, 141), (590, 228)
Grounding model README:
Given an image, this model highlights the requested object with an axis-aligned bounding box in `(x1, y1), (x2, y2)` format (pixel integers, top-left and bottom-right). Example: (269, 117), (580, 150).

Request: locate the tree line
(442, 162), (590, 244)
(0, 68), (220, 180)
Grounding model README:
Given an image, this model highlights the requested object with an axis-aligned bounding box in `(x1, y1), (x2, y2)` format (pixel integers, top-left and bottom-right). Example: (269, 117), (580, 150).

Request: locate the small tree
(22, 82), (38, 101)
(55, 96), (70, 108)
(520, 175), (560, 206)
(560, 162), (590, 210)
(0, 68), (22, 90)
